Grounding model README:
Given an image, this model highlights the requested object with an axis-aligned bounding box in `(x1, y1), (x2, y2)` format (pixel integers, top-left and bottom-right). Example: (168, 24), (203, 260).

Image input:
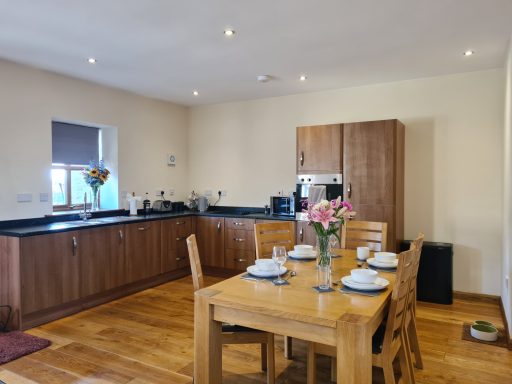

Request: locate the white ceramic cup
(294, 244), (314, 254)
(351, 268), (378, 284)
(356, 246), (370, 260)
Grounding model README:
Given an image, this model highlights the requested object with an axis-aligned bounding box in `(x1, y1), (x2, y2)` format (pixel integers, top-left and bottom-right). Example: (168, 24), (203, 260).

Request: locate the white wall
(0, 59), (188, 220)
(189, 70), (504, 295)
(503, 38), (512, 333)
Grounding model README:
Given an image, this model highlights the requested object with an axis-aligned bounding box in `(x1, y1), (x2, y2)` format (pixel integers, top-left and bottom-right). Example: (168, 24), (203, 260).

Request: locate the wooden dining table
(194, 249), (396, 384)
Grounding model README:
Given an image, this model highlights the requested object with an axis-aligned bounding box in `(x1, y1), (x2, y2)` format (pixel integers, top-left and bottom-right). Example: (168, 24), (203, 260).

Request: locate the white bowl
(255, 259), (277, 271)
(470, 324), (498, 342)
(374, 252), (397, 263)
(294, 245), (314, 254)
(350, 269), (378, 284)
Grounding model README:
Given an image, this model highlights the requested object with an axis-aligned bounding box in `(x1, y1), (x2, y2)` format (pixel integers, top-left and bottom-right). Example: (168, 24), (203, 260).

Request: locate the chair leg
(382, 362), (396, 384)
(260, 343), (267, 371)
(266, 334), (275, 384)
(307, 342), (316, 384)
(408, 316), (423, 369)
(403, 325), (415, 383)
(398, 337), (414, 384)
(284, 336), (293, 359)
(330, 357), (337, 382)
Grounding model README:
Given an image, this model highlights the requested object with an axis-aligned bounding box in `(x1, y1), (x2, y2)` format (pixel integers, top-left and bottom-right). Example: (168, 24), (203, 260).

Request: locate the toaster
(152, 200), (173, 212)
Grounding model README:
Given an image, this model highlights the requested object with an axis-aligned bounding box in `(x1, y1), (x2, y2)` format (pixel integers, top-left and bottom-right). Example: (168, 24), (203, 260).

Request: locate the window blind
(52, 121), (99, 165)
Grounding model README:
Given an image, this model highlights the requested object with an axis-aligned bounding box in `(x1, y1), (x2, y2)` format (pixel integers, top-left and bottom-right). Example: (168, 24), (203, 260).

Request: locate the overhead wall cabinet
(296, 124), (342, 173)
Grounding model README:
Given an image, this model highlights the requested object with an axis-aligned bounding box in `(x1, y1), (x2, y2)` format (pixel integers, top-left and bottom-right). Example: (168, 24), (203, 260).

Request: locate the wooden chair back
(381, 249), (416, 356)
(408, 233), (425, 312)
(254, 222), (295, 259)
(186, 234), (204, 291)
(341, 220), (388, 251)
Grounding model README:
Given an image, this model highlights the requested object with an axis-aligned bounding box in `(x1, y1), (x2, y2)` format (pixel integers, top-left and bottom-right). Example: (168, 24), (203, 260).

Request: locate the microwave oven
(270, 195), (295, 216)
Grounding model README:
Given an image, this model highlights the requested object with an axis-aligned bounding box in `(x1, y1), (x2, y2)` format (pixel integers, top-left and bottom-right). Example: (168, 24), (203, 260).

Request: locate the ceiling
(0, 0), (511, 106)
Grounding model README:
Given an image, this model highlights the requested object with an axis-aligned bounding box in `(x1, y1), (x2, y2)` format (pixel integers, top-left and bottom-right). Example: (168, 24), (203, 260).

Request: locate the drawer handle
(233, 238), (245, 242)
(176, 257), (183, 261)
(176, 221), (185, 225)
(234, 222), (245, 226)
(176, 237), (184, 241)
(235, 258), (247, 262)
(138, 227), (148, 231)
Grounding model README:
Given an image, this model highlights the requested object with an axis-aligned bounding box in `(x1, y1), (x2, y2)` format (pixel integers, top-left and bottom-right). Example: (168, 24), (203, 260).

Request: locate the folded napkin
(339, 286), (385, 297)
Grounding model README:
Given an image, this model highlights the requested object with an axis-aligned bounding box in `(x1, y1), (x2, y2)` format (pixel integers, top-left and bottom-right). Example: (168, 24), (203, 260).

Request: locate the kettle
(197, 196), (209, 212)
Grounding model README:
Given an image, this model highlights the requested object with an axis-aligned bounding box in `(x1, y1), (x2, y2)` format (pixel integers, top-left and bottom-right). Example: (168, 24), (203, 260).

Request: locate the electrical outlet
(169, 188), (175, 196)
(205, 189), (212, 197)
(155, 190), (165, 197)
(221, 190), (227, 197)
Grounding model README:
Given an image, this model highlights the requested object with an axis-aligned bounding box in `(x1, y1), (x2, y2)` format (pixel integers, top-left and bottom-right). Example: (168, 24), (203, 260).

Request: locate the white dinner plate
(247, 265), (288, 277)
(287, 250), (317, 259)
(341, 276), (389, 291)
(367, 257), (398, 268)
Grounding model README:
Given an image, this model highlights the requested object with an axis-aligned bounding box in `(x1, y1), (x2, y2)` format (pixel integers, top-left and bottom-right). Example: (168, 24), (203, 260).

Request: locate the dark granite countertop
(0, 208), (307, 237)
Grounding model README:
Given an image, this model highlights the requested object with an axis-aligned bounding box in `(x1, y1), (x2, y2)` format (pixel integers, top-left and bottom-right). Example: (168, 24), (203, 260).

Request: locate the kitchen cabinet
(79, 225), (126, 297)
(20, 231), (80, 315)
(161, 217), (195, 272)
(224, 218), (255, 270)
(297, 124), (342, 173)
(125, 221), (162, 283)
(196, 216), (224, 268)
(295, 221), (317, 246)
(343, 119), (404, 251)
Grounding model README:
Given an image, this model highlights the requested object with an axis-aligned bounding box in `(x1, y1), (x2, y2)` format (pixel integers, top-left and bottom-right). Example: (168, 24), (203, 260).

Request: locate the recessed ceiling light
(463, 50), (474, 56)
(224, 29), (235, 36)
(87, 57), (97, 64)
(193, 90), (199, 96)
(299, 75), (307, 81)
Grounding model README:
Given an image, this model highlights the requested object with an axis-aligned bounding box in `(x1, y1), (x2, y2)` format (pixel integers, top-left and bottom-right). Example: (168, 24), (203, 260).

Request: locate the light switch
(17, 193), (32, 203)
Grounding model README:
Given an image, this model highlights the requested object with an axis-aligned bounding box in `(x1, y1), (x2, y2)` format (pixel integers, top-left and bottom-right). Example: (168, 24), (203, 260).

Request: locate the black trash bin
(400, 240), (453, 304)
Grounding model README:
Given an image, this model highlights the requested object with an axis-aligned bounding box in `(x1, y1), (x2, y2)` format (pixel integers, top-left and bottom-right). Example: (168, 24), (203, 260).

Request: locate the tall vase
(317, 234), (331, 289)
(91, 186), (100, 211)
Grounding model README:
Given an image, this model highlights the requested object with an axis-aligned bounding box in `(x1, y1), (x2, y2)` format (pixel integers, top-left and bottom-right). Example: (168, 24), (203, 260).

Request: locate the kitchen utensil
(197, 196), (209, 212)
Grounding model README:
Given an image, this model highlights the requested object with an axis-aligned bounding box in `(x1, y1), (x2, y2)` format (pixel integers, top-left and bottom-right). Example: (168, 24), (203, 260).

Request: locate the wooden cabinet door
(125, 221), (161, 283)
(161, 217), (194, 273)
(79, 225), (125, 297)
(343, 120), (396, 205)
(297, 124), (342, 173)
(195, 217), (224, 268)
(296, 221), (317, 246)
(20, 231), (80, 314)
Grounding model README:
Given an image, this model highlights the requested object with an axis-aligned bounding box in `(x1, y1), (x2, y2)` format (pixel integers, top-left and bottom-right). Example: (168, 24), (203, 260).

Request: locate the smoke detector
(257, 75), (272, 83)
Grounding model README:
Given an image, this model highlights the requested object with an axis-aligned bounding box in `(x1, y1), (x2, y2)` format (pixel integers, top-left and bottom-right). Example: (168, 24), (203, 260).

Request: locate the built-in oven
(270, 195), (295, 216)
(295, 173), (343, 212)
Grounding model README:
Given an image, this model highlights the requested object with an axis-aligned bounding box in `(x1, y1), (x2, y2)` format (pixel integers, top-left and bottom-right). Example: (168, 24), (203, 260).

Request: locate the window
(51, 121), (100, 211)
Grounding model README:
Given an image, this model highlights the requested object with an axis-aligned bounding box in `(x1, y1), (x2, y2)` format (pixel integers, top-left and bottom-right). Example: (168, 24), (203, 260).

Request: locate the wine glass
(329, 235), (338, 256)
(272, 246), (287, 284)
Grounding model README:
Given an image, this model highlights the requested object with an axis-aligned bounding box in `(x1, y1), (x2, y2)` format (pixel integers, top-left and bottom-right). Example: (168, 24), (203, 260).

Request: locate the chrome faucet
(79, 192), (92, 221)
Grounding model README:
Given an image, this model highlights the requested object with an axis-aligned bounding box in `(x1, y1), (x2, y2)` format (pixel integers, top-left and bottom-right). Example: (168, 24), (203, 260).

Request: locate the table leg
(337, 315), (372, 384)
(194, 289), (222, 384)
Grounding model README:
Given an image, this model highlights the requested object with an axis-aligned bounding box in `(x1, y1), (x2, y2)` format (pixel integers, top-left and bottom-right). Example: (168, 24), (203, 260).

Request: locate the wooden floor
(1, 276), (511, 383)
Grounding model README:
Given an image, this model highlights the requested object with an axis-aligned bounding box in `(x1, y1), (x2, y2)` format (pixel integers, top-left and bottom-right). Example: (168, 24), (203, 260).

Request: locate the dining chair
(254, 221), (295, 359)
(341, 220), (388, 251)
(186, 234), (275, 384)
(254, 221), (295, 259)
(307, 249), (417, 384)
(405, 233), (425, 372)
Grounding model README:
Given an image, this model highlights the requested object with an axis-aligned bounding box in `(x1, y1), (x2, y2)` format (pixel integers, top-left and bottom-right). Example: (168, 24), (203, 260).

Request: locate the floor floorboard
(1, 275), (510, 383)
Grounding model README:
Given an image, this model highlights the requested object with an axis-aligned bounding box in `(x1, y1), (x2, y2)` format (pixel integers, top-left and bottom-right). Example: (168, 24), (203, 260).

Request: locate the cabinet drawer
(226, 229), (255, 250)
(225, 218), (255, 230)
(224, 249), (255, 271)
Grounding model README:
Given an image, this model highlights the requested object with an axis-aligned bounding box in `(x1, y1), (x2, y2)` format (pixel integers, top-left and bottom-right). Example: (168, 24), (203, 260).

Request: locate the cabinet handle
(347, 182), (352, 199)
(233, 238), (245, 242)
(72, 236), (77, 256)
(300, 151), (304, 166)
(176, 257), (183, 261)
(176, 221), (185, 225)
(138, 226), (148, 231)
(234, 222), (245, 226)
(119, 230), (123, 241)
(176, 237), (184, 241)
(234, 258), (247, 262)
(299, 227), (304, 242)
(217, 221), (221, 231)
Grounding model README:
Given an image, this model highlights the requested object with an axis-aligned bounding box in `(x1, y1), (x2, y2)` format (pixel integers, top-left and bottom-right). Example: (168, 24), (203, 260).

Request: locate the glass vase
(317, 234), (331, 289)
(91, 186), (99, 211)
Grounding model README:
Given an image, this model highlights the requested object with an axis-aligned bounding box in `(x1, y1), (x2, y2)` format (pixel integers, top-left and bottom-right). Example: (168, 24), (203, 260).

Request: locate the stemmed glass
(328, 235), (338, 257)
(272, 246), (287, 285)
